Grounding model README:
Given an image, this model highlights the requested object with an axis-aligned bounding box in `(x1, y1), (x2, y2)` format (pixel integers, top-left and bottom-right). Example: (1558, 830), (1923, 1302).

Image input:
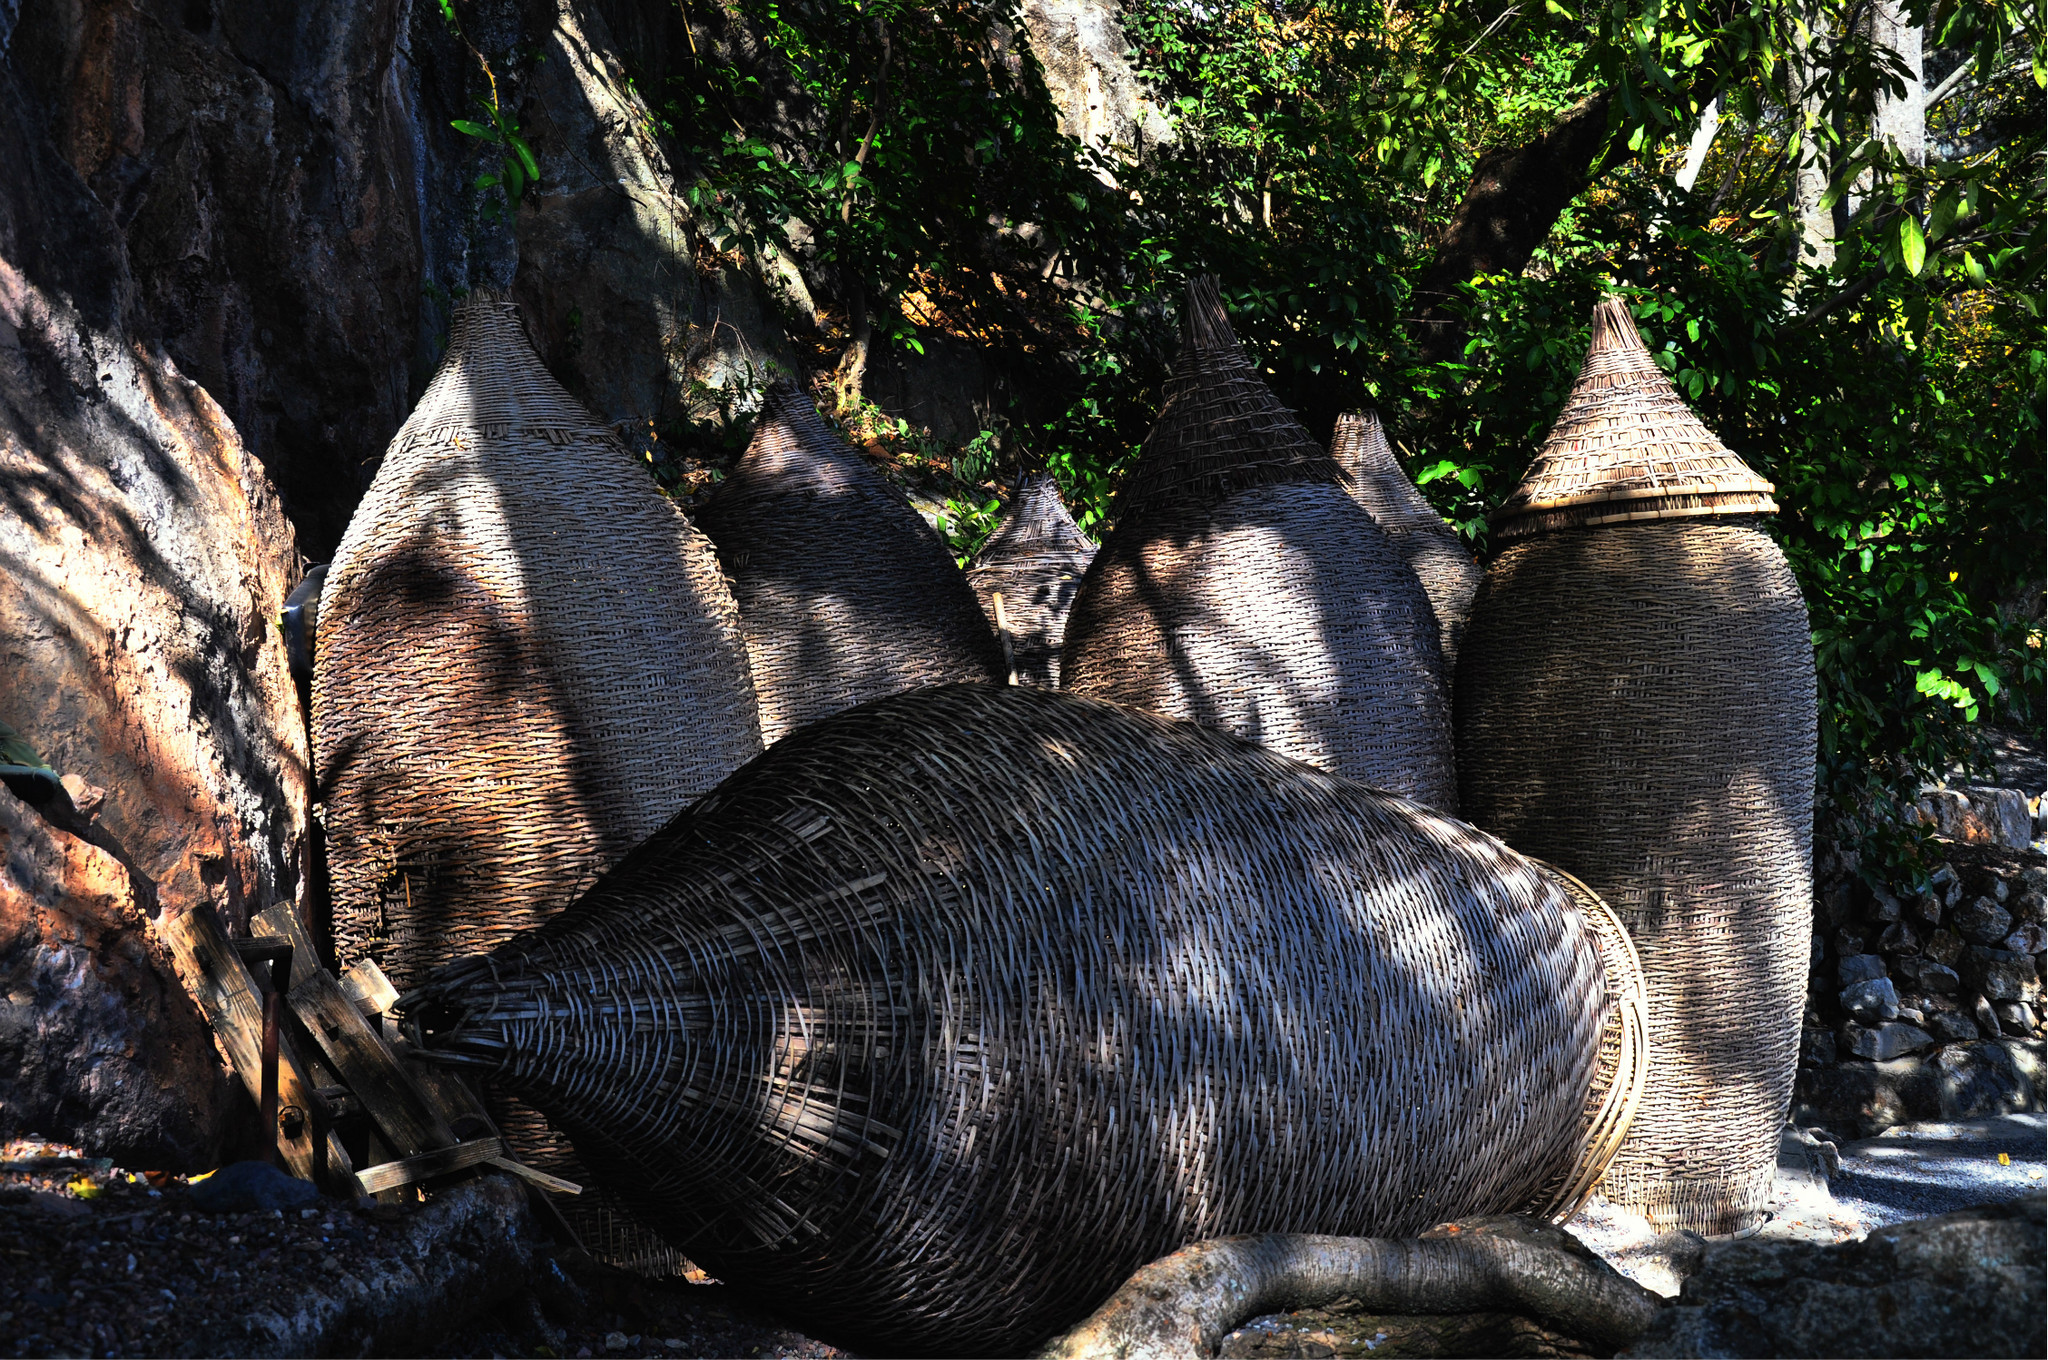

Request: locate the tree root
(1039, 1216), (1660, 1360)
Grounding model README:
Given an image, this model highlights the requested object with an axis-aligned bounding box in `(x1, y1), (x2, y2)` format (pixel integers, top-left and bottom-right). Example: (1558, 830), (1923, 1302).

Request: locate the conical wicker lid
(391, 294), (603, 450)
(1332, 409), (1451, 537)
(1490, 296), (1777, 541)
(1108, 276), (1340, 529)
(972, 474), (1095, 571)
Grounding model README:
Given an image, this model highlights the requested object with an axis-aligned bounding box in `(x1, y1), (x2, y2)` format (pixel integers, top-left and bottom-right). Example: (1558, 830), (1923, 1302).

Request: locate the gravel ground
(1828, 1112), (2046, 1226)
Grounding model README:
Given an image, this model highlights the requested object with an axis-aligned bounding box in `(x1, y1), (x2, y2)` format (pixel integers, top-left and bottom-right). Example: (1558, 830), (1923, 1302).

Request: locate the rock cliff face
(1020, 0), (1170, 164)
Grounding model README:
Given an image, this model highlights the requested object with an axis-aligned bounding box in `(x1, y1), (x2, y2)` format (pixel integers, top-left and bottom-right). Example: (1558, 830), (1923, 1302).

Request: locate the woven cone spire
(1062, 279), (1457, 811)
(315, 294), (763, 1273)
(1490, 296), (1777, 541)
(1331, 410), (1482, 673)
(967, 474), (1097, 687)
(1455, 292), (1816, 1235)
(693, 383), (1005, 744)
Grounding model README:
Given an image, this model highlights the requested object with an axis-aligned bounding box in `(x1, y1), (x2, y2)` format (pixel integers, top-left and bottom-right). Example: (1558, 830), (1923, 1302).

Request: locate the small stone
(1990, 875), (2011, 904)
(1954, 898), (2015, 945)
(665, 1341), (686, 1352)
(1993, 1001), (2037, 1035)
(1929, 864), (1958, 893)
(604, 1334), (629, 1353)
(1879, 920), (1921, 955)
(1837, 954), (1887, 986)
(1913, 892), (1944, 926)
(1925, 929), (1965, 966)
(1801, 1026), (1837, 1066)
(1840, 976), (1900, 1023)
(1841, 1022), (1935, 1061)
(1896, 955), (1961, 993)
(2003, 922), (2047, 955)
(1831, 927), (1866, 957)
(1926, 1010), (1980, 1043)
(1974, 993), (2001, 1036)
(1870, 886), (1904, 922)
(1817, 880), (1854, 926)
(1962, 947), (2039, 1002)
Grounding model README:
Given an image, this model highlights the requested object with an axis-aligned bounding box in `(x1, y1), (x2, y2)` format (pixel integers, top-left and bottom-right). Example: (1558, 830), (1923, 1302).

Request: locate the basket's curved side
(695, 384), (1004, 740)
(1525, 861), (1649, 1223)
(1330, 411), (1482, 673)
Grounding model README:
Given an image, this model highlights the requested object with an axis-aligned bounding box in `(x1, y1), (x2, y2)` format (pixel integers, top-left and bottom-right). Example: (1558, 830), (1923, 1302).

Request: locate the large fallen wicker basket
(1455, 294), (1816, 1236)
(692, 383), (1005, 743)
(314, 294), (761, 1265)
(1331, 409), (1483, 677)
(405, 683), (1646, 1357)
(1061, 278), (1457, 812)
(965, 473), (1097, 687)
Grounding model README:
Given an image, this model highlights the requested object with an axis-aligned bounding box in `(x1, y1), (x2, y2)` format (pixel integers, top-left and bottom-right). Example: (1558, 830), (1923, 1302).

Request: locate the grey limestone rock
(1894, 955), (1960, 992)
(1962, 947), (2039, 1003)
(1841, 1022), (1935, 1062)
(1840, 977), (1900, 1024)
(1954, 896), (2016, 946)
(1837, 953), (1888, 986)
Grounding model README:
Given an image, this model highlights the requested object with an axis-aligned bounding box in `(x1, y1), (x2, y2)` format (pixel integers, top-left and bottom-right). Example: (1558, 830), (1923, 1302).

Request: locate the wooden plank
(286, 969), (458, 1158)
(354, 1136), (502, 1195)
(339, 957), (398, 1017)
(484, 1155), (583, 1195)
(397, 1048), (497, 1138)
(250, 903), (322, 991)
(161, 906), (327, 1185)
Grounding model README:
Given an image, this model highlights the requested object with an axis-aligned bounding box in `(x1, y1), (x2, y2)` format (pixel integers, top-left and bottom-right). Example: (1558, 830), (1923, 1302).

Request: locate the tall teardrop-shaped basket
(692, 383), (1006, 744)
(406, 683), (1644, 1358)
(1331, 410), (1483, 677)
(1455, 295), (1816, 1235)
(314, 294), (762, 1269)
(1061, 278), (1457, 812)
(966, 474), (1097, 687)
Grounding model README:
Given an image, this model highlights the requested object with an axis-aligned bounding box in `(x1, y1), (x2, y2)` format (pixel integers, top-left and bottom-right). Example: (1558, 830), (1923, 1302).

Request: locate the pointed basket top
(973, 474), (1095, 571)
(394, 293), (605, 451)
(1331, 410), (1447, 537)
(726, 380), (884, 497)
(1108, 276), (1340, 528)
(1490, 295), (1777, 541)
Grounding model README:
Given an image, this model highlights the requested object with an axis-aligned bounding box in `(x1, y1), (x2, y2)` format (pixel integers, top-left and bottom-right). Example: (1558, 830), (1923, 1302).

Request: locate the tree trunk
(1408, 93), (1625, 364)
(1676, 97), (1722, 193)
(1039, 1217), (1660, 1360)
(1786, 8), (1837, 268)
(1868, 0), (1926, 165)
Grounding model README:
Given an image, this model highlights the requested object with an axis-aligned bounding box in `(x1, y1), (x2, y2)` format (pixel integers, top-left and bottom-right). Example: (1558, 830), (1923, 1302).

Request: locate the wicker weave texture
(1490, 298), (1778, 540)
(1455, 520), (1815, 1234)
(314, 296), (762, 993)
(408, 683), (1626, 1357)
(1331, 411), (1483, 675)
(1062, 280), (1456, 811)
(312, 297), (762, 1273)
(966, 475), (1097, 687)
(693, 384), (1005, 744)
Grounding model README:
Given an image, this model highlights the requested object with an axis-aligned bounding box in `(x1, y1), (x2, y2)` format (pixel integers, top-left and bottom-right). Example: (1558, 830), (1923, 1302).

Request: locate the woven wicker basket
(1455, 296), (1815, 1236)
(692, 384), (1005, 743)
(1331, 410), (1483, 676)
(406, 683), (1644, 1357)
(1061, 279), (1456, 811)
(966, 474), (1097, 687)
(313, 294), (761, 1271)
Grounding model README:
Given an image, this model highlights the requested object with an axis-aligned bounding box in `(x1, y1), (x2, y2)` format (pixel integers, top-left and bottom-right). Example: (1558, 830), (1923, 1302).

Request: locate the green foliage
(937, 493), (1004, 566)
(452, 96), (540, 218)
(628, 0), (2041, 864)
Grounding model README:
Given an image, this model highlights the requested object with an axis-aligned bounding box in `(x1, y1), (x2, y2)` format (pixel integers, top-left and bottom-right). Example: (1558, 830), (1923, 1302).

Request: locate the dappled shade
(1061, 278), (1457, 812)
(1330, 410), (1483, 677)
(405, 684), (1641, 1358)
(692, 382), (1006, 743)
(1455, 295), (1817, 1236)
(966, 473), (1098, 686)
(312, 294), (761, 1265)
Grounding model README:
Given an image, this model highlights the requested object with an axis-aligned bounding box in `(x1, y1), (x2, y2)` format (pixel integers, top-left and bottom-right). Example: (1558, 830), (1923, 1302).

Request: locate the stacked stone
(1796, 840), (2046, 1138)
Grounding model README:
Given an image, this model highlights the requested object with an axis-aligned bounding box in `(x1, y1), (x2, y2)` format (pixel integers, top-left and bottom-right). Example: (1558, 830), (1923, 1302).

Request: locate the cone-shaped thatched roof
(1333, 409), (1453, 537)
(1490, 295), (1777, 541)
(1107, 276), (1340, 529)
(967, 474), (1096, 687)
(973, 474), (1095, 569)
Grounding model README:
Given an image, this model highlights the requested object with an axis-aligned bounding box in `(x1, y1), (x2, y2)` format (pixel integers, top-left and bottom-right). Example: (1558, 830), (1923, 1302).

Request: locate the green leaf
(511, 135), (541, 183)
(451, 119), (492, 138)
(1898, 215), (1928, 276)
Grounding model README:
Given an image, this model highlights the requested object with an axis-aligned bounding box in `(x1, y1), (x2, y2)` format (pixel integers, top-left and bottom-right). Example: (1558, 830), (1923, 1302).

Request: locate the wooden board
(339, 957), (399, 1017)
(485, 1155), (584, 1195)
(249, 903), (322, 992)
(286, 968), (458, 1159)
(161, 905), (349, 1188)
(355, 1136), (503, 1195)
